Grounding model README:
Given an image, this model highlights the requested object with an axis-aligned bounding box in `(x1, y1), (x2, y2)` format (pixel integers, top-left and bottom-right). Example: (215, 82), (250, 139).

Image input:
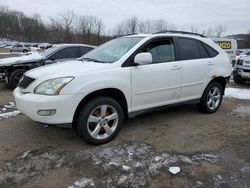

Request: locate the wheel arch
(207, 76), (227, 95)
(72, 88), (128, 128)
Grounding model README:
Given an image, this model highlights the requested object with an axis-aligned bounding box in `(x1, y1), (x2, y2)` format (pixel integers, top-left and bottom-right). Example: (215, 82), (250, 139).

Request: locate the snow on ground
(225, 87), (250, 100)
(68, 178), (95, 188)
(0, 102), (21, 120)
(231, 104), (250, 117)
(169, 166), (181, 174)
(0, 142), (220, 187)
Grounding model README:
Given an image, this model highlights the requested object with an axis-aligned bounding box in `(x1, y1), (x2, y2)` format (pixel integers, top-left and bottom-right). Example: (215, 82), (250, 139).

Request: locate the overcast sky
(1, 0), (250, 35)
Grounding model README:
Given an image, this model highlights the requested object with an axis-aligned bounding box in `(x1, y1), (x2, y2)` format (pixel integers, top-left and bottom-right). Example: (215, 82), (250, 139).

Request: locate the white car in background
(14, 31), (231, 145)
(233, 50), (250, 84)
(211, 38), (238, 67)
(10, 44), (31, 53)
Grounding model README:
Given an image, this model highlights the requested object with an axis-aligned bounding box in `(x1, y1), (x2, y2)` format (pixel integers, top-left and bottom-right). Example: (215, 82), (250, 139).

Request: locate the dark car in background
(0, 44), (95, 88)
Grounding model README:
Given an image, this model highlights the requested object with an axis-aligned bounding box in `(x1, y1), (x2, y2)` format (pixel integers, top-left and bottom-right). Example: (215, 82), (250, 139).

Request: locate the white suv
(14, 31), (231, 144)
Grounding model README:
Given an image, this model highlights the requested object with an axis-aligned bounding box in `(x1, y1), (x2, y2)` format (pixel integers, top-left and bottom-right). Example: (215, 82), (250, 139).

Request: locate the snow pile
(68, 178), (95, 188)
(231, 104), (250, 117)
(0, 102), (21, 120)
(225, 88), (250, 100)
(0, 111), (21, 119)
(169, 166), (180, 174)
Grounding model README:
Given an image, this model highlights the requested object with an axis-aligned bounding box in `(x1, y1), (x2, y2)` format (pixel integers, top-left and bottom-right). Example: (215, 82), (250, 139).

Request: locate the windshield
(80, 37), (144, 63)
(41, 45), (60, 58)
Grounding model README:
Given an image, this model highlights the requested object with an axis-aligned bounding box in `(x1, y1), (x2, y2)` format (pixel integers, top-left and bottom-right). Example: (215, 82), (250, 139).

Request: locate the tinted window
(79, 47), (93, 56)
(178, 38), (200, 60)
(141, 39), (175, 63)
(51, 47), (80, 59)
(198, 42), (210, 58)
(202, 43), (218, 57)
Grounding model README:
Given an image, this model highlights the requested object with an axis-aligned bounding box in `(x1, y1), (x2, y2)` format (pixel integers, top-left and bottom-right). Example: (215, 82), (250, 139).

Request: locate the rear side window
(178, 38), (200, 60)
(141, 39), (175, 63)
(79, 47), (93, 56)
(202, 43), (218, 58)
(51, 47), (80, 59)
(197, 42), (210, 58)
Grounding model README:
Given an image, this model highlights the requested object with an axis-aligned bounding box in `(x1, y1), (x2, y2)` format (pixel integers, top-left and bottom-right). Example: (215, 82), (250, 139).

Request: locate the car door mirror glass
(44, 59), (54, 64)
(134, 53), (153, 65)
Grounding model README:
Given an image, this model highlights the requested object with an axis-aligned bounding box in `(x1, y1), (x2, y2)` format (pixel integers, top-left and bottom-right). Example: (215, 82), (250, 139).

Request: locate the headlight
(34, 77), (74, 95)
(245, 60), (250, 64)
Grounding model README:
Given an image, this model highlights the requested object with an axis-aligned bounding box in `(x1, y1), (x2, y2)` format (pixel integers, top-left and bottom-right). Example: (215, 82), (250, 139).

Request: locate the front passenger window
(141, 39), (175, 63)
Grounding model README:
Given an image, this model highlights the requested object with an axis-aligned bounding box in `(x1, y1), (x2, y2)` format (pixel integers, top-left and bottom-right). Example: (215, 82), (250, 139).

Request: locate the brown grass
(0, 48), (10, 53)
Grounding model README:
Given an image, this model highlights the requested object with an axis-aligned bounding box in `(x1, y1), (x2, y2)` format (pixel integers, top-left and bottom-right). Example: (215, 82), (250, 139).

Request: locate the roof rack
(154, 30), (206, 38)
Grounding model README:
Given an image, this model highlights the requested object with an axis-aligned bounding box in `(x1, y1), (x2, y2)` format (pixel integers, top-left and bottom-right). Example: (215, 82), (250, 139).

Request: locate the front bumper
(13, 88), (83, 124)
(236, 68), (250, 79)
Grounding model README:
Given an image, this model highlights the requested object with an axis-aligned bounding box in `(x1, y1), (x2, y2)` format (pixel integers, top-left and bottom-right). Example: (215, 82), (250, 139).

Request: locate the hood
(26, 60), (111, 80)
(0, 52), (42, 66)
(239, 55), (250, 61)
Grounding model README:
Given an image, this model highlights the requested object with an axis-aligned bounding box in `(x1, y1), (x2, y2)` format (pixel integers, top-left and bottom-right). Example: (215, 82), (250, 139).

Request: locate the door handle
(208, 62), (214, 66)
(171, 65), (181, 70)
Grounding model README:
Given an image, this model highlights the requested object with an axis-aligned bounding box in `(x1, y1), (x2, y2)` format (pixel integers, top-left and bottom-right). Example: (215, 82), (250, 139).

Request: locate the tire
(8, 70), (25, 89)
(199, 82), (223, 113)
(233, 72), (245, 84)
(76, 97), (124, 145)
(23, 49), (28, 53)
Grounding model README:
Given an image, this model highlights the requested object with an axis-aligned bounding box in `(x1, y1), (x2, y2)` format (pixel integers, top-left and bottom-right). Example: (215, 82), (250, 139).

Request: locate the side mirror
(44, 59), (55, 64)
(134, 52), (153, 66)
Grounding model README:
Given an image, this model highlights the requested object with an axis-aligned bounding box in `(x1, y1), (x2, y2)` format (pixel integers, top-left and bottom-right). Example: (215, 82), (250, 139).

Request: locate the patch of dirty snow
(4, 101), (16, 109)
(20, 151), (30, 159)
(0, 111), (21, 119)
(169, 166), (180, 174)
(225, 88), (250, 100)
(122, 165), (130, 171)
(68, 177), (95, 188)
(0, 142), (222, 187)
(0, 101), (21, 120)
(241, 166), (250, 173)
(231, 104), (250, 117)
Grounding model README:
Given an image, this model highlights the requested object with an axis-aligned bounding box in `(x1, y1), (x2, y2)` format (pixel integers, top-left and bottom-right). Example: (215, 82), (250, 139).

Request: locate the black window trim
(48, 46), (87, 60)
(121, 36), (178, 67)
(175, 36), (219, 61)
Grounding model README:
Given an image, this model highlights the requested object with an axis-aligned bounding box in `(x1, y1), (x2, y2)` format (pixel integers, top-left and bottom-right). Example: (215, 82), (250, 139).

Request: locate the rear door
(177, 37), (218, 101)
(131, 38), (182, 111)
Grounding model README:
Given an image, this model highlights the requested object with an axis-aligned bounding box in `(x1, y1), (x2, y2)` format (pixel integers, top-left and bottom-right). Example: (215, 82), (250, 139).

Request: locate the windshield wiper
(81, 58), (102, 63)
(81, 58), (112, 63)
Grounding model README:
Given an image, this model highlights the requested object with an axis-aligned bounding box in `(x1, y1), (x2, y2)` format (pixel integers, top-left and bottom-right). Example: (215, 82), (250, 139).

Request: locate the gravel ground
(0, 70), (250, 187)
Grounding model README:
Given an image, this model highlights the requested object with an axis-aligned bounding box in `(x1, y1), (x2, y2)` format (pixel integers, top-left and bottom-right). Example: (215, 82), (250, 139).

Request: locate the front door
(131, 38), (182, 112)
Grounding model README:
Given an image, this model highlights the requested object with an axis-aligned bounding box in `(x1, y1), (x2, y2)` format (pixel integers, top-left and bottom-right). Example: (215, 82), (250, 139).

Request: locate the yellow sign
(217, 41), (231, 49)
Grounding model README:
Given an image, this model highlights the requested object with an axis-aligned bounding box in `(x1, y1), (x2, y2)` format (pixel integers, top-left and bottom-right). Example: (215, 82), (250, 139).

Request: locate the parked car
(14, 31), (231, 145)
(10, 44), (31, 53)
(211, 38), (237, 67)
(38, 43), (53, 49)
(233, 51), (250, 84)
(0, 44), (94, 88)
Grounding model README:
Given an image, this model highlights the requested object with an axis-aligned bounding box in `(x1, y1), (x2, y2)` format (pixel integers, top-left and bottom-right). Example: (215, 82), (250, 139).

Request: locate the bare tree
(115, 16), (139, 36)
(205, 26), (214, 37)
(214, 24), (227, 37)
(49, 10), (76, 42)
(75, 15), (105, 44)
(247, 29), (250, 48)
(190, 26), (200, 34)
(116, 17), (176, 35)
